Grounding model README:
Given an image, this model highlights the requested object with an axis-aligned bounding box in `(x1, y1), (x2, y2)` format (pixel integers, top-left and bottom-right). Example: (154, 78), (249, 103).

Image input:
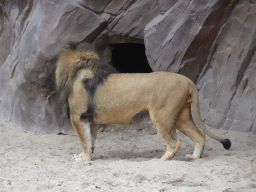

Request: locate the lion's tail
(55, 42), (100, 118)
(188, 80), (231, 150)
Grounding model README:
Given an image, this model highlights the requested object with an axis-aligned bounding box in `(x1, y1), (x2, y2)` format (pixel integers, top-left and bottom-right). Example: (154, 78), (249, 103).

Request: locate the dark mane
(80, 61), (119, 122)
(55, 41), (114, 121)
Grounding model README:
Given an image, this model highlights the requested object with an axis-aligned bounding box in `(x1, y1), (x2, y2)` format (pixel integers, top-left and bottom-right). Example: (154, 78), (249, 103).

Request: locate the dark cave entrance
(111, 43), (152, 73)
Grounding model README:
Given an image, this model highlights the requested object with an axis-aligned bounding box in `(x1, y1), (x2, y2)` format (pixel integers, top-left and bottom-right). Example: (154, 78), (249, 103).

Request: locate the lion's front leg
(70, 115), (92, 161)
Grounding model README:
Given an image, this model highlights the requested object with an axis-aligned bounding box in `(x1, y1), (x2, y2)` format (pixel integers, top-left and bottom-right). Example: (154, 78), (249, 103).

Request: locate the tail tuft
(220, 139), (231, 150)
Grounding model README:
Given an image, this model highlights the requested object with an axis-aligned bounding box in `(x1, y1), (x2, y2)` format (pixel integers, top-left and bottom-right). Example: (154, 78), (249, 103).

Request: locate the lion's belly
(93, 110), (134, 125)
(93, 95), (148, 125)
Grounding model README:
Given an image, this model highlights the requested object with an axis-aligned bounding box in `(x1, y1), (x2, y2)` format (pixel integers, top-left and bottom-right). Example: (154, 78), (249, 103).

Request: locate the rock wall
(0, 0), (255, 134)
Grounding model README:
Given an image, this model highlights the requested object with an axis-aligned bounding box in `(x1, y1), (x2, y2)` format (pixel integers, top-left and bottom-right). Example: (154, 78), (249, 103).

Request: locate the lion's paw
(152, 158), (162, 161)
(185, 154), (199, 160)
(72, 152), (91, 162)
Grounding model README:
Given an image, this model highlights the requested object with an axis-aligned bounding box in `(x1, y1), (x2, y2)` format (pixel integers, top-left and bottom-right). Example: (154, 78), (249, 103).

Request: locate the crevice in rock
(247, 122), (253, 132)
(84, 21), (110, 44)
(173, 1), (192, 27)
(107, 13), (123, 32)
(166, 51), (180, 72)
(241, 78), (248, 94)
(238, 48), (244, 61)
(235, 45), (256, 88)
(10, 56), (18, 79)
(203, 101), (212, 122)
(0, 4), (6, 37)
(156, 0), (178, 14)
(217, 90), (236, 129)
(19, 0), (33, 35)
(226, 53), (232, 65)
(155, 37), (174, 70)
(153, 46), (168, 70)
(123, 0), (137, 10)
(198, 42), (219, 81)
(77, 2), (105, 15)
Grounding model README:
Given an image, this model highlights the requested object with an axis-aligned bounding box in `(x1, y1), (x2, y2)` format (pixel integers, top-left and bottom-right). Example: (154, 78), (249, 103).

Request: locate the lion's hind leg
(70, 114), (92, 161)
(176, 105), (205, 160)
(150, 111), (181, 161)
(160, 131), (181, 161)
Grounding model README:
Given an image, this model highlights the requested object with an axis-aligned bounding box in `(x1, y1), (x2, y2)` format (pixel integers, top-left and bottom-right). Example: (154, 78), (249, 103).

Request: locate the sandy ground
(0, 122), (256, 192)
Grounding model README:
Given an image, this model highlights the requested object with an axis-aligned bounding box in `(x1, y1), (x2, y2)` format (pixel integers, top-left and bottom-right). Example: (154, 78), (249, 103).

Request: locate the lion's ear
(69, 42), (79, 50)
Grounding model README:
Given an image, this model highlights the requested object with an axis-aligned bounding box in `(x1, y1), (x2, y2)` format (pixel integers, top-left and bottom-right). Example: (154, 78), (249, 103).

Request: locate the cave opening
(111, 43), (152, 73)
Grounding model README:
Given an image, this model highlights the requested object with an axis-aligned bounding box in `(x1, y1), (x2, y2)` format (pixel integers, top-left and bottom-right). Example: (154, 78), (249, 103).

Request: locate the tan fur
(56, 45), (230, 162)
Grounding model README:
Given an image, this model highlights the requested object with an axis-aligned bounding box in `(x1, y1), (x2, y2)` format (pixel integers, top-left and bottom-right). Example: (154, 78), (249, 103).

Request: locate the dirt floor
(0, 122), (256, 192)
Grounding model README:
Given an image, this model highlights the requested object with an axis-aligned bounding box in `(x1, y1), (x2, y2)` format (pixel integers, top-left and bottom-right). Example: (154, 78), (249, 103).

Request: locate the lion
(56, 42), (231, 161)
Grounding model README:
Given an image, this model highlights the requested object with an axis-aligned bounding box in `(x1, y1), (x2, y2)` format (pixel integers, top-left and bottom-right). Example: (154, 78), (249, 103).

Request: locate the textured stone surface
(197, 0), (256, 134)
(0, 0), (255, 134)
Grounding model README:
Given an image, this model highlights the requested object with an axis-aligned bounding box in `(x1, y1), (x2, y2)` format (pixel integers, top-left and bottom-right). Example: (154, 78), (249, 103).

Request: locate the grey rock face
(197, 0), (256, 134)
(0, 0), (255, 134)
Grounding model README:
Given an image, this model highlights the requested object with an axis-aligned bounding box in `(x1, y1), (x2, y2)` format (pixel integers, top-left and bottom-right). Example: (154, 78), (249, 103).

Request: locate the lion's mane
(55, 42), (118, 120)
